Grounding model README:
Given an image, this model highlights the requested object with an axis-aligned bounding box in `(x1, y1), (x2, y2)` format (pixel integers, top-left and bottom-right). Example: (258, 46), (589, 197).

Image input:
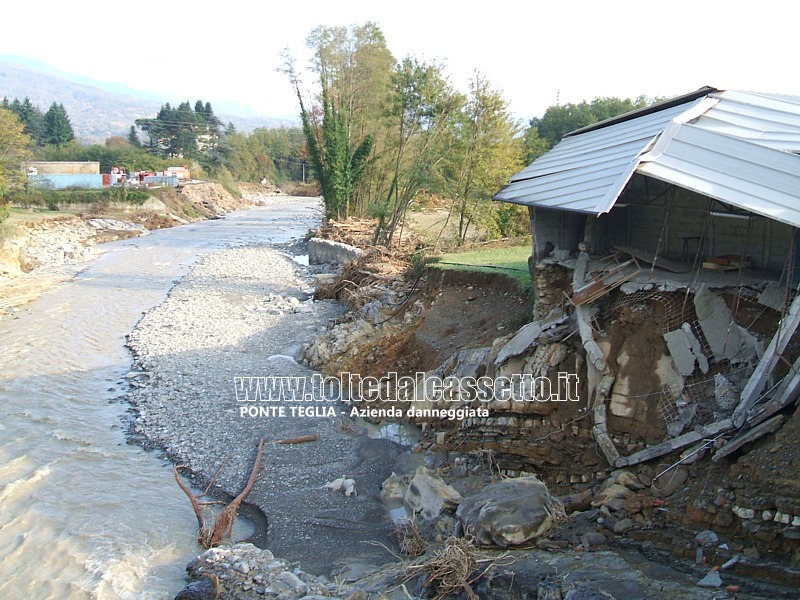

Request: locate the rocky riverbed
(124, 243), (424, 589)
(121, 238), (784, 599)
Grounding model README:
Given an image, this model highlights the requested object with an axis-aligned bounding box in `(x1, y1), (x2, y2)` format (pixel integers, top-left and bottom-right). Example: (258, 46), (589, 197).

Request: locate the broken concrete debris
(299, 217), (800, 577)
(696, 568), (723, 588)
(663, 322), (709, 376)
(694, 285), (758, 365)
(323, 476), (357, 497)
(402, 466), (462, 521)
(714, 374), (739, 411)
(395, 252), (799, 566)
(733, 294), (800, 427)
(493, 314), (569, 366)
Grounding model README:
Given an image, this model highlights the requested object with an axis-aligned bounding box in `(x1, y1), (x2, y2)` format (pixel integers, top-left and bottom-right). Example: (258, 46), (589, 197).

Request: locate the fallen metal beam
(712, 415), (785, 462)
(614, 419), (733, 468)
(573, 253), (606, 371)
(733, 295), (800, 427)
(762, 355), (800, 418)
(592, 374), (620, 465)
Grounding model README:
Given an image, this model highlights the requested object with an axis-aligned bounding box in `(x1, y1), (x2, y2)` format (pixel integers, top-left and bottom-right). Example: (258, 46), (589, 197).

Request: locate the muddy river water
(0, 199), (322, 599)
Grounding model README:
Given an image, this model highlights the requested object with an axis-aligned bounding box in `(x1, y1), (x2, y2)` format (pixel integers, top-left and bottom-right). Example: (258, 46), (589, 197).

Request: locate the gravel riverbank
(124, 243), (415, 583)
(122, 240), (752, 600)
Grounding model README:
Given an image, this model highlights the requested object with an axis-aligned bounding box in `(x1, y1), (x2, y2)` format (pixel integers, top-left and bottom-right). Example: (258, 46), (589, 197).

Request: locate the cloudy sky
(2, 0), (795, 122)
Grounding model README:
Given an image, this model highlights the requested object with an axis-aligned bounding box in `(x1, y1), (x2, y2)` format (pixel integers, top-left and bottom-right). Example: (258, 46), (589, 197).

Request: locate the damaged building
(489, 86), (800, 463)
(405, 87), (800, 555)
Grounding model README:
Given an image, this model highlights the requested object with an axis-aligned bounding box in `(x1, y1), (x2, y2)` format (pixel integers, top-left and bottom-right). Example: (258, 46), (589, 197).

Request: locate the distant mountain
(0, 57), (296, 144)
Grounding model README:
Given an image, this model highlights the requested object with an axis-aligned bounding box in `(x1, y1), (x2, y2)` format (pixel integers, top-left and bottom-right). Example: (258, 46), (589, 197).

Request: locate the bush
(215, 168), (240, 198)
(491, 203), (529, 238)
(411, 249), (435, 276)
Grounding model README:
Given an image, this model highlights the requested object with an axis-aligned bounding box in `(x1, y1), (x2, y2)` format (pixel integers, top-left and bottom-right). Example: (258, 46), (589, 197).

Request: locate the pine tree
(128, 125), (141, 147)
(43, 102), (75, 146)
(8, 97), (46, 145)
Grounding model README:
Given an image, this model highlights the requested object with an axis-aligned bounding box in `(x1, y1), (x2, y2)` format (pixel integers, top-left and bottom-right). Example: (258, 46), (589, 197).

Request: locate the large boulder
(403, 467), (463, 521)
(456, 476), (565, 547)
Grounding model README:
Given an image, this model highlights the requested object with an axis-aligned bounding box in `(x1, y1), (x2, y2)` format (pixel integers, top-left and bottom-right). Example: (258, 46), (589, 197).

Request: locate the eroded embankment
(131, 245), (738, 600)
(296, 235), (800, 598)
(0, 182), (279, 314)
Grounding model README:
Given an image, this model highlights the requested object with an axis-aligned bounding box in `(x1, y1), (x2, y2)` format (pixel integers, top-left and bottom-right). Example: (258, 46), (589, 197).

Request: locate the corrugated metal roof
(495, 89), (800, 227)
(495, 99), (702, 213)
(639, 125), (800, 227)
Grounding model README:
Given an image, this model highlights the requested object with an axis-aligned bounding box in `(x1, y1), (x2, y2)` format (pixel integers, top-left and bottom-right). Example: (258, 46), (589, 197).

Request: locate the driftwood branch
(273, 434), (319, 445)
(173, 437), (266, 548)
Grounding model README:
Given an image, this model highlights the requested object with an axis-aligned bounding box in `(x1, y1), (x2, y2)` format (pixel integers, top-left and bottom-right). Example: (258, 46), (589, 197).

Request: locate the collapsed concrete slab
(663, 323), (709, 376)
(694, 285), (757, 365)
(493, 314), (569, 367)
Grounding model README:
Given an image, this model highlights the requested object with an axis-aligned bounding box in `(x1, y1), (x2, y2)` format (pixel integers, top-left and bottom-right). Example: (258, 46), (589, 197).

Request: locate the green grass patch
(431, 244), (532, 288)
(7, 207), (76, 222)
(8, 188), (152, 210)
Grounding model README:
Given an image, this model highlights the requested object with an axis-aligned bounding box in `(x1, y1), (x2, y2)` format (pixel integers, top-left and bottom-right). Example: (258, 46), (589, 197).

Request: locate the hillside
(0, 58), (295, 143)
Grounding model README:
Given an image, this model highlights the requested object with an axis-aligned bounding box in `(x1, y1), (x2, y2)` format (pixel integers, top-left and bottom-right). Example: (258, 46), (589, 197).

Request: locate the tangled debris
(389, 519), (428, 558)
(414, 536), (481, 600)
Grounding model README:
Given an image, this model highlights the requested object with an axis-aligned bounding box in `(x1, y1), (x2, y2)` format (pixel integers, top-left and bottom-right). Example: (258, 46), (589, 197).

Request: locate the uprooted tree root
(174, 437), (265, 549)
(411, 536), (483, 600)
(320, 248), (412, 309)
(389, 519), (428, 557)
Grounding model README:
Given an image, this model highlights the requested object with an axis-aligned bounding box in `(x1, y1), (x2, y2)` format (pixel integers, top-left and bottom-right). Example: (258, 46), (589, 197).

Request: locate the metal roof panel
(496, 89), (800, 224)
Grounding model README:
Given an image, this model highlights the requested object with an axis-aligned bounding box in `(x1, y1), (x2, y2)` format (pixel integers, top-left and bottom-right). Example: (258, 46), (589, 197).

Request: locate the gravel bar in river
(124, 244), (410, 577)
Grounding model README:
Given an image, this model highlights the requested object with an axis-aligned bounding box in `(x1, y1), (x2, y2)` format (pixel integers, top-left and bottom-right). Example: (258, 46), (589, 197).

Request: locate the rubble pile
(178, 543), (340, 599)
(298, 213), (800, 590)
(406, 251), (800, 566)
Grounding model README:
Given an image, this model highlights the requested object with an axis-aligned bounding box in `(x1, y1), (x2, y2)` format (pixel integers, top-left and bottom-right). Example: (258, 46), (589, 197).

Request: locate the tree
(43, 102), (75, 146)
(223, 127), (307, 184)
(127, 125), (141, 147)
(0, 108), (32, 219)
(373, 56), (463, 246)
(522, 125), (549, 164)
(7, 97), (46, 145)
(281, 22), (395, 219)
(439, 72), (523, 243)
(136, 100), (221, 159)
(530, 102), (596, 148)
(528, 95), (655, 150)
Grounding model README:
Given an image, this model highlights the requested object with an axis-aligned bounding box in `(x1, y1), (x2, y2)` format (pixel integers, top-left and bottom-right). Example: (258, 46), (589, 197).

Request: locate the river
(0, 199), (322, 599)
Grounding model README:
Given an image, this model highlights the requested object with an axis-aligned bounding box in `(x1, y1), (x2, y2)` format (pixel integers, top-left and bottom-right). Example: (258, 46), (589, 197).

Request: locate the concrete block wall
(530, 207), (586, 258)
(589, 185), (791, 271)
(308, 238), (362, 265)
(26, 161), (100, 175)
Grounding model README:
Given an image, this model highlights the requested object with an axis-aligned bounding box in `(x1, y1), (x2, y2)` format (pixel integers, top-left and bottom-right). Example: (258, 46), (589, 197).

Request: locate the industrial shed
(492, 87), (800, 470)
(495, 87), (800, 281)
